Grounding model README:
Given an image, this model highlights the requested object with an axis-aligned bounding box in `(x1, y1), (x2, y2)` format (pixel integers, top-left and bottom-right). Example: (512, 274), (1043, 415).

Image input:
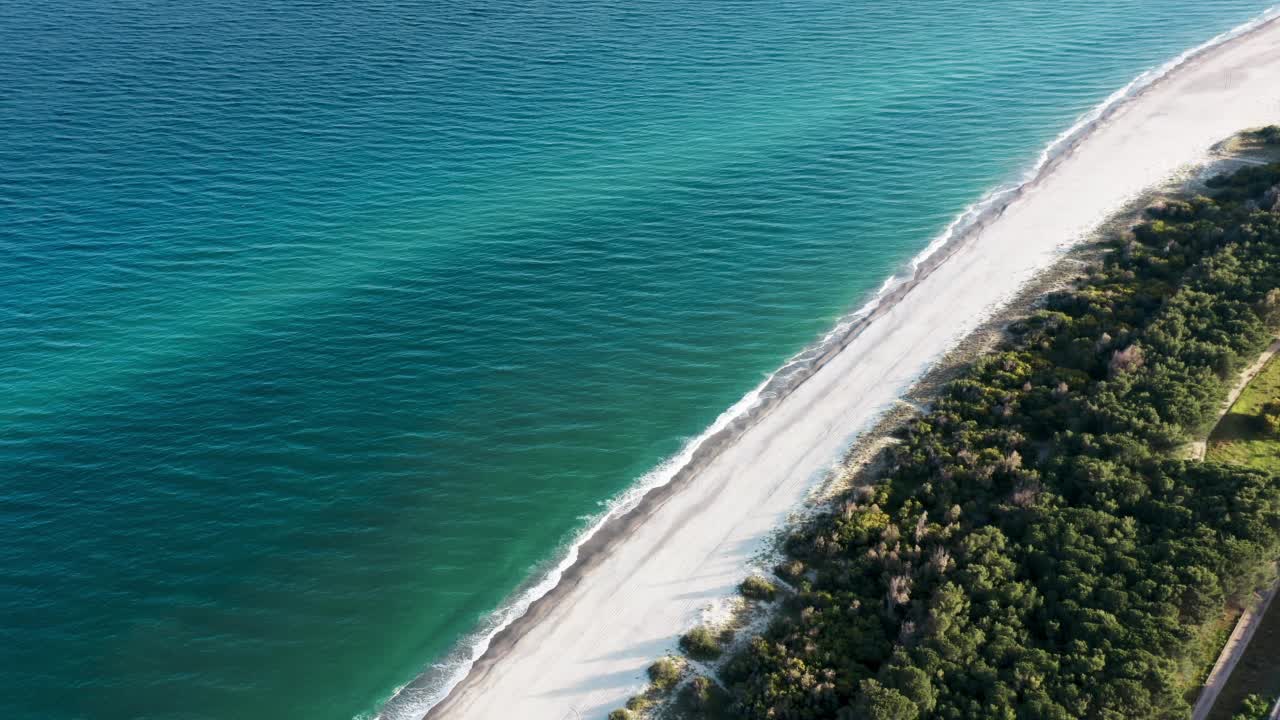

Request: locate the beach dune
(424, 15), (1280, 720)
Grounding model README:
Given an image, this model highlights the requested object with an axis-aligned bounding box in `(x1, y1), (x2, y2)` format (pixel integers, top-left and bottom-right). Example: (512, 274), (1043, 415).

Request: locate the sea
(2, 1), (1277, 718)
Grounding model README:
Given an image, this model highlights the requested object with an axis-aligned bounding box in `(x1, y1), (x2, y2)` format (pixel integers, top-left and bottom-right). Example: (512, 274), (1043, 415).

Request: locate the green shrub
(679, 625), (724, 661)
(647, 655), (683, 692)
(773, 559), (805, 584)
(607, 709), (633, 720)
(675, 674), (732, 718)
(738, 574), (777, 601)
(1232, 694), (1274, 720)
(856, 679), (920, 720)
(1257, 399), (1280, 436)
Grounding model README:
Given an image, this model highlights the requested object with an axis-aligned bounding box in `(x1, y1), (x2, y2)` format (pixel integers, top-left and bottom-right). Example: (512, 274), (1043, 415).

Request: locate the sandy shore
(421, 15), (1280, 720)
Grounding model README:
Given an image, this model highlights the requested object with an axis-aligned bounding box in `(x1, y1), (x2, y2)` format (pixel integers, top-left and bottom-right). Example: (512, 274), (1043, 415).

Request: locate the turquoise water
(2, 1), (1276, 718)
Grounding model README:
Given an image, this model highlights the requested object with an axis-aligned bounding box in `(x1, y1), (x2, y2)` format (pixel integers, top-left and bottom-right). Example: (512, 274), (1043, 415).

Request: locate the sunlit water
(2, 1), (1276, 718)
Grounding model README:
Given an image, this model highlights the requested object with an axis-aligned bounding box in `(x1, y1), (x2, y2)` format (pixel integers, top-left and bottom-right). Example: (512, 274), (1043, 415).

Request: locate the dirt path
(1193, 579), (1280, 720)
(1190, 338), (1280, 460)
(1189, 337), (1280, 719)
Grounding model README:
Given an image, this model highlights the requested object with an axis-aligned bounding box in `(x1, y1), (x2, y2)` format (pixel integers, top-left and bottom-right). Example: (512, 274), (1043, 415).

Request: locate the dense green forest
(676, 162), (1280, 720)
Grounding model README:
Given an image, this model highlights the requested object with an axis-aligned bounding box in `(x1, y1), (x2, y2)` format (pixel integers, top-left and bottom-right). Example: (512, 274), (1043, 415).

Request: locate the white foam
(816, 0), (1280, 349)
(371, 6), (1280, 718)
(373, 369), (773, 720)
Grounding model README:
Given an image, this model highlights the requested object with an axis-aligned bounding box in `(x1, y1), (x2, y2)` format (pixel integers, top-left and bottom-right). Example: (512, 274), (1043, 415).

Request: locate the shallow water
(1, 1), (1276, 718)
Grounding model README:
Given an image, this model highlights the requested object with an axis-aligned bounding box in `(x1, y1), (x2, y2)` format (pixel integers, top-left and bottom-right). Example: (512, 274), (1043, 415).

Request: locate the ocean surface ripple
(1, 1), (1274, 718)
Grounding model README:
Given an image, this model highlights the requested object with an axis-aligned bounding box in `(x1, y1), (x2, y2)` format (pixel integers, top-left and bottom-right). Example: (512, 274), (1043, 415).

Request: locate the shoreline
(400, 10), (1280, 720)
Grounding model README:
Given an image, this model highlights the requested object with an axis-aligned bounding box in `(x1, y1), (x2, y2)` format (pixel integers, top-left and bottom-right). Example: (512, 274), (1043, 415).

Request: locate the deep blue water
(2, 1), (1276, 718)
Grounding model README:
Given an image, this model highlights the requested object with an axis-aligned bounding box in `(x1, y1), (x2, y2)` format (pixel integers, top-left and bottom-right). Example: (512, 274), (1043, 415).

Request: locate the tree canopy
(702, 164), (1280, 720)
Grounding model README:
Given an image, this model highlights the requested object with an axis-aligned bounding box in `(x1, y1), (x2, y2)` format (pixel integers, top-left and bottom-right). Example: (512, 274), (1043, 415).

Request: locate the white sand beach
(425, 15), (1280, 720)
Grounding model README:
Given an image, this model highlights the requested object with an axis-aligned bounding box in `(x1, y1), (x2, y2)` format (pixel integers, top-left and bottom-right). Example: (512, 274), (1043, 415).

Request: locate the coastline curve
(375, 7), (1280, 719)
